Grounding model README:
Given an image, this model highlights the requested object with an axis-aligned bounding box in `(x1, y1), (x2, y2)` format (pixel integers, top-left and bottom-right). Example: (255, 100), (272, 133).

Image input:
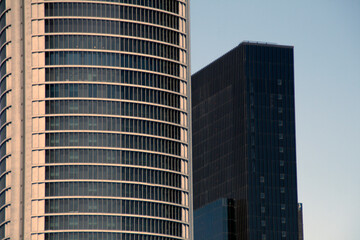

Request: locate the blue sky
(190, 0), (360, 239)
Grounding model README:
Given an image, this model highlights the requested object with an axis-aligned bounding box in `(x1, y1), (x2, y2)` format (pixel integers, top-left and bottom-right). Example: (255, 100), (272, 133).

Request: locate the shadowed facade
(192, 42), (299, 240)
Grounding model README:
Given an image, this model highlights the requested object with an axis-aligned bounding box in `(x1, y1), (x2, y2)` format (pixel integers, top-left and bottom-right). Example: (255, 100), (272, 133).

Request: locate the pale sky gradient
(190, 0), (360, 239)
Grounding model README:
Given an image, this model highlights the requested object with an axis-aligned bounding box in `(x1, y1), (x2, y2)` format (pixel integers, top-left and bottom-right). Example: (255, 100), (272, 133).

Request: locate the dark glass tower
(192, 42), (299, 240)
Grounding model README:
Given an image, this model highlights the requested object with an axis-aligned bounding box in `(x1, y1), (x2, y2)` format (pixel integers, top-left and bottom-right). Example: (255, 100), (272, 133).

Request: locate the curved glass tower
(0, 0), (191, 239)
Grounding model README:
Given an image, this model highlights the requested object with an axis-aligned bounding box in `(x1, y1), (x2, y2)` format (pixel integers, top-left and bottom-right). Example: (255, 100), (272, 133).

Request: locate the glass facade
(0, 0), (10, 238)
(194, 199), (236, 240)
(192, 42), (298, 240)
(29, 0), (190, 239)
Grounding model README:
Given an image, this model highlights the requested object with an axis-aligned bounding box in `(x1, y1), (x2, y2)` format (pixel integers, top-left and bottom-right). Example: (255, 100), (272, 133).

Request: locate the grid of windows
(45, 35), (181, 61)
(45, 198), (183, 220)
(45, 215), (182, 236)
(0, 1), (10, 238)
(45, 232), (180, 240)
(44, 0), (180, 14)
(45, 182), (182, 204)
(45, 68), (181, 92)
(45, 19), (180, 45)
(46, 116), (181, 140)
(45, 51), (180, 76)
(45, 149), (182, 172)
(45, 165), (182, 188)
(45, 100), (181, 124)
(245, 44), (297, 239)
(45, 84), (180, 108)
(45, 132), (181, 155)
(192, 43), (297, 240)
(45, 3), (180, 29)
(32, 1), (190, 239)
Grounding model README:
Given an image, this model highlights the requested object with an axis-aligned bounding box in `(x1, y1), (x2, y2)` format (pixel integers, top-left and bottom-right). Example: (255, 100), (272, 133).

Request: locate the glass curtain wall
(31, 1), (190, 239)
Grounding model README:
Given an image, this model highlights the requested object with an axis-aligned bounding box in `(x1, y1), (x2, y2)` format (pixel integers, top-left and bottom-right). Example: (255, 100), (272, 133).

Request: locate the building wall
(194, 199), (236, 240)
(192, 48), (244, 208)
(192, 43), (298, 240)
(0, 0), (28, 238)
(0, 0), (12, 237)
(1, 0), (192, 239)
(243, 43), (298, 240)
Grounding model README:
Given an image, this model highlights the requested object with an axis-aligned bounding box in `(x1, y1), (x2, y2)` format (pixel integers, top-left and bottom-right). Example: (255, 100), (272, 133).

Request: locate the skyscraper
(192, 42), (299, 240)
(0, 0), (191, 239)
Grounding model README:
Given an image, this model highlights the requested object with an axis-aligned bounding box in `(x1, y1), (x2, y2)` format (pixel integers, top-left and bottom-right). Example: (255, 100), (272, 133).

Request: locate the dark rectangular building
(192, 42), (299, 240)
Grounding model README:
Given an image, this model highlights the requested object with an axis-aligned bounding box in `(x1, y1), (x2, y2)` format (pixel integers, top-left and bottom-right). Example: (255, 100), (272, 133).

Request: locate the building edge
(185, 0), (193, 239)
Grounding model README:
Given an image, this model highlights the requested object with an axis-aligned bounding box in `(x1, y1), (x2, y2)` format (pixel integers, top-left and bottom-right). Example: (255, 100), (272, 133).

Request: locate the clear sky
(190, 0), (360, 239)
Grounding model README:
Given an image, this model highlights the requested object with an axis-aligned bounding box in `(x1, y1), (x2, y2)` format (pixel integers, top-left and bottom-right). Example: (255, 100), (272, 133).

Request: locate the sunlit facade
(0, 0), (191, 239)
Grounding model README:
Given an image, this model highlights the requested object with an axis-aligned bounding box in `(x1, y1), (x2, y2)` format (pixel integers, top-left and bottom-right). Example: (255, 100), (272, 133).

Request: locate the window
(280, 187), (285, 193)
(282, 231), (287, 238)
(49, 217), (59, 229)
(279, 134), (283, 140)
(69, 216), (79, 228)
(88, 183), (97, 194)
(88, 216), (97, 228)
(89, 200), (97, 211)
(281, 217), (286, 224)
(280, 160), (284, 166)
(69, 134), (79, 145)
(50, 200), (59, 212)
(260, 176), (264, 183)
(261, 206), (266, 213)
(279, 147), (284, 153)
(281, 204), (286, 210)
(260, 193), (265, 199)
(280, 174), (285, 180)
(261, 220), (266, 227)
